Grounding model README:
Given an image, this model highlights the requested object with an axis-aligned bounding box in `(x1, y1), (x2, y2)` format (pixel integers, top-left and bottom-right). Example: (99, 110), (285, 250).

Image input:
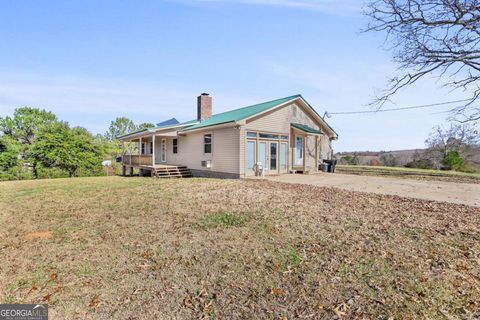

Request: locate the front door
(295, 135), (304, 167)
(269, 142), (278, 174)
(248, 139), (284, 176)
(258, 141), (278, 175)
(259, 142), (267, 172)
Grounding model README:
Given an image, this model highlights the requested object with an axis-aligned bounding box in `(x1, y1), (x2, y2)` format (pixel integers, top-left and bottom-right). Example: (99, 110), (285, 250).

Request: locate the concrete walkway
(264, 173), (480, 207)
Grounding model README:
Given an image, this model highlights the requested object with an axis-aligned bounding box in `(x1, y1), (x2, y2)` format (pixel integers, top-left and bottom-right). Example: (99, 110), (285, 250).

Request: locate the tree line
(339, 121), (480, 173)
(0, 107), (152, 180)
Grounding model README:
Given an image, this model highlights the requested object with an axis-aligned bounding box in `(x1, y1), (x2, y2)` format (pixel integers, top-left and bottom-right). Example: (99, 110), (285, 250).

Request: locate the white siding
(154, 127), (240, 174)
(239, 126), (246, 176)
(245, 102), (323, 133)
(319, 135), (332, 161)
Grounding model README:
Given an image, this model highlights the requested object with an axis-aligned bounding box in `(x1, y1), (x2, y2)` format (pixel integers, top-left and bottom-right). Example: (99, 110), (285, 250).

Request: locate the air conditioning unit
(201, 160), (212, 168)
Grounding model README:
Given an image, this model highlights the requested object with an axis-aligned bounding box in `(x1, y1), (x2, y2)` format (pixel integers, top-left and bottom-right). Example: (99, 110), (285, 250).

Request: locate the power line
(324, 98), (471, 117)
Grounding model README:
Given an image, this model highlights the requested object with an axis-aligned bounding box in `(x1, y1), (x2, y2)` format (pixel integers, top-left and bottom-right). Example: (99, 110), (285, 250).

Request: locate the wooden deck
(122, 161), (192, 178)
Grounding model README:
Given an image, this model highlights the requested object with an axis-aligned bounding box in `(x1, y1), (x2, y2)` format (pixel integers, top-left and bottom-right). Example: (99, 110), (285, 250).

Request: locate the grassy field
(336, 165), (480, 184)
(1, 177), (479, 319)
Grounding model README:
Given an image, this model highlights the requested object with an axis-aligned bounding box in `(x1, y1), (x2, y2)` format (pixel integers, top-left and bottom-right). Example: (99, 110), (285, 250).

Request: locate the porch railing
(123, 154), (153, 166)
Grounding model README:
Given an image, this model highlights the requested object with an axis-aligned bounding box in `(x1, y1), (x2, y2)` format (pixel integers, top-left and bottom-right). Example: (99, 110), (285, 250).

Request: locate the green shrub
(405, 159), (435, 170)
(340, 155), (359, 165)
(442, 151), (466, 171)
(0, 166), (32, 181)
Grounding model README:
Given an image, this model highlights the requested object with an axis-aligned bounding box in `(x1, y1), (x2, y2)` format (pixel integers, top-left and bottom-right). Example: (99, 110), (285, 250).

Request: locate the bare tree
(425, 121), (479, 161)
(365, 0), (480, 121)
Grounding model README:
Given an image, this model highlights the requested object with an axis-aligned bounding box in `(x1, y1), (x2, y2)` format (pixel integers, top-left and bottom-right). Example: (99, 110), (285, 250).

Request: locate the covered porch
(290, 123), (324, 174)
(119, 130), (190, 178)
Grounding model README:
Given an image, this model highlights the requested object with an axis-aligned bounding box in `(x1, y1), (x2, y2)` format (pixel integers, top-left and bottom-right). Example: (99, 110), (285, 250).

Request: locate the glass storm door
(161, 139), (167, 163)
(269, 142), (278, 173)
(259, 142), (267, 171)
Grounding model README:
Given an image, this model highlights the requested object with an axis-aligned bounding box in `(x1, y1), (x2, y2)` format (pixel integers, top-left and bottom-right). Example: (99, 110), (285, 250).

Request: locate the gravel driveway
(264, 173), (480, 207)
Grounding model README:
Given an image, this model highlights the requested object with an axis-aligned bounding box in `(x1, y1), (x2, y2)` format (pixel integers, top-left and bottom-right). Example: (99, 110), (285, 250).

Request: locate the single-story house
(118, 94), (337, 178)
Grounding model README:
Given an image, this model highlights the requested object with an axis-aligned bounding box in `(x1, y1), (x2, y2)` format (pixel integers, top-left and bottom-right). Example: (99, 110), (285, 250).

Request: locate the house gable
(244, 99), (336, 139)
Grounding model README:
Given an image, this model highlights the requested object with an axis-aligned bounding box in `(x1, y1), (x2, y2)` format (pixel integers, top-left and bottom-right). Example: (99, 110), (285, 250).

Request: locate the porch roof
(291, 123), (323, 135)
(117, 120), (198, 140)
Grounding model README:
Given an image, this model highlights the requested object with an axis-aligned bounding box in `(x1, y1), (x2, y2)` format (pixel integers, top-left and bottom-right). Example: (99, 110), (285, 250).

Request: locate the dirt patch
(25, 231), (53, 241)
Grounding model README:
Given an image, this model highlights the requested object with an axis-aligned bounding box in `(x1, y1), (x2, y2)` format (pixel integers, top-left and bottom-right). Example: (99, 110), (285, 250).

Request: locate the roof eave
(116, 129), (151, 140)
(291, 124), (323, 136)
(118, 122), (199, 140)
(179, 121), (238, 134)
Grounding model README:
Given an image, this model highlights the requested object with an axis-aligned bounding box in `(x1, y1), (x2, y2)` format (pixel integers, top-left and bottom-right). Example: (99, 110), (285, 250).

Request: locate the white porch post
(303, 135), (306, 173)
(152, 135), (156, 166)
(121, 140), (126, 176)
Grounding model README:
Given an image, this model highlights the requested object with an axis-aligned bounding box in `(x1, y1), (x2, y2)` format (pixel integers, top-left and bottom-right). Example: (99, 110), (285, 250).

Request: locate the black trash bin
(321, 163), (329, 172)
(324, 160), (337, 173)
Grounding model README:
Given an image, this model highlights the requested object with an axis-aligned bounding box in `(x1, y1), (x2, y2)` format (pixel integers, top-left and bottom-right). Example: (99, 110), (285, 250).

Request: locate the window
(247, 132), (257, 138)
(141, 142), (146, 155)
(259, 133), (279, 139)
(149, 142), (153, 154)
(280, 135), (289, 140)
(173, 139), (178, 154)
(204, 134), (212, 154)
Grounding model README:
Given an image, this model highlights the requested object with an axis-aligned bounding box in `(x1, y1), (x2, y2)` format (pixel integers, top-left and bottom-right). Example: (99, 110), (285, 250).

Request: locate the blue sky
(0, 0), (469, 151)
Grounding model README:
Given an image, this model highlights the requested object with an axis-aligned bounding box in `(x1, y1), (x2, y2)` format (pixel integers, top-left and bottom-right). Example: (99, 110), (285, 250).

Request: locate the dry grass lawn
(0, 177), (479, 319)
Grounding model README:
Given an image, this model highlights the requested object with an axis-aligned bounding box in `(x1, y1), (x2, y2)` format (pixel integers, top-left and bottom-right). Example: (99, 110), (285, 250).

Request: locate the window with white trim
(173, 138), (178, 154)
(204, 134), (212, 154)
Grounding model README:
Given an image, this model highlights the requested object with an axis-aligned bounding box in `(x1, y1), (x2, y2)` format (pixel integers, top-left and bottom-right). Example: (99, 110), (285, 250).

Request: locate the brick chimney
(197, 93), (212, 121)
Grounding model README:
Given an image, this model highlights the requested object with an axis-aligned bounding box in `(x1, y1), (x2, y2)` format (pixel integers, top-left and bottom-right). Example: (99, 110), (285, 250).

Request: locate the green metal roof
(181, 94), (301, 131)
(119, 94), (338, 139)
(291, 123), (323, 135)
